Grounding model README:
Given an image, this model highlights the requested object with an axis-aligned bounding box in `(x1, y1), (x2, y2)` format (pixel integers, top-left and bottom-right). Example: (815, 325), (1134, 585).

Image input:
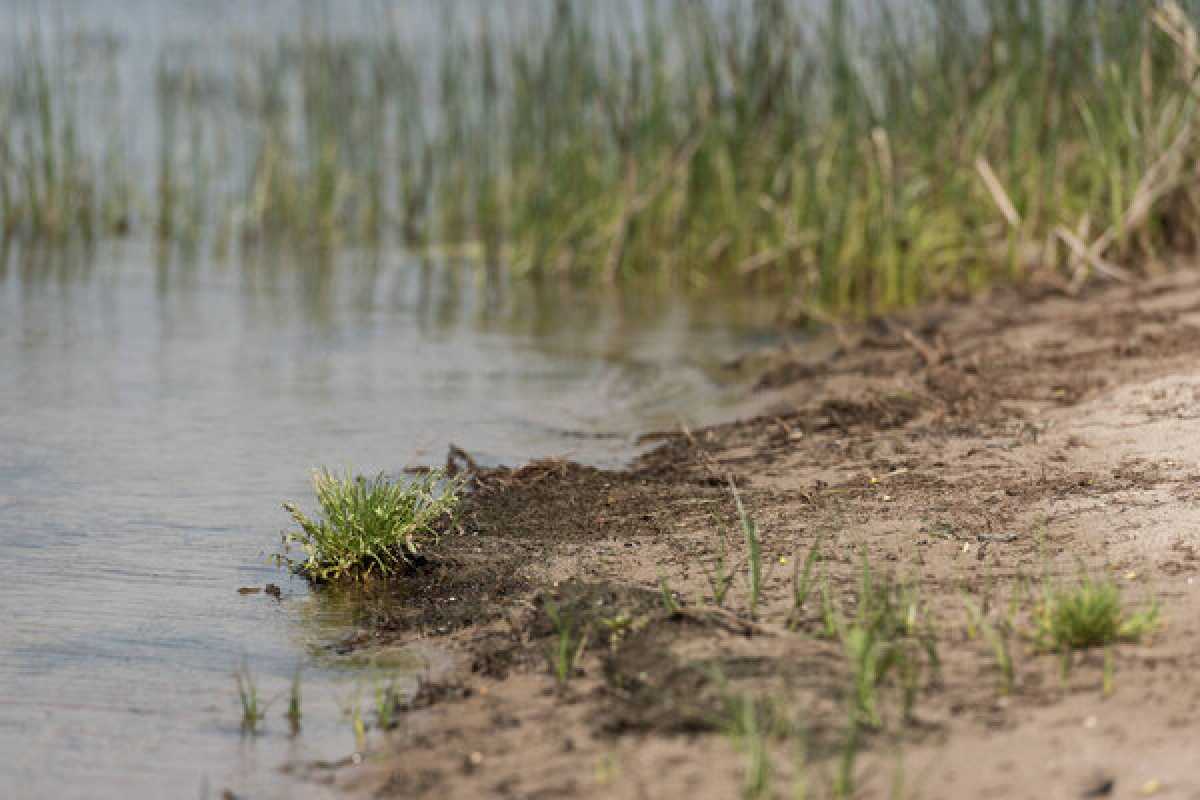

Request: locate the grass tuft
(829, 553), (939, 729)
(1034, 573), (1160, 653)
(281, 468), (461, 582)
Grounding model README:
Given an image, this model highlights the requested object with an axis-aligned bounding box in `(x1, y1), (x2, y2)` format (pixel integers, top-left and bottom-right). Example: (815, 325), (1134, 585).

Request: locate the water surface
(0, 241), (775, 798)
(0, 3), (785, 795)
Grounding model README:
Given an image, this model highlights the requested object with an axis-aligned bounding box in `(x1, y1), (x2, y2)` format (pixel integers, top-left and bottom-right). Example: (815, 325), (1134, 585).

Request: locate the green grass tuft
(828, 553), (939, 729)
(1035, 573), (1160, 653)
(281, 468), (461, 582)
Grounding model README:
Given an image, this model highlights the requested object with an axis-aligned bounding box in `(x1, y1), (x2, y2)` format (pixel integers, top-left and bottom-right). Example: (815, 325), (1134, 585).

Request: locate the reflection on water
(0, 241), (778, 799)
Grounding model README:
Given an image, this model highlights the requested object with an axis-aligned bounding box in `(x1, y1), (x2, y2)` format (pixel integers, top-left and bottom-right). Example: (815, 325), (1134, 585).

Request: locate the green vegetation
(6, 2), (1200, 315)
(1104, 646), (1117, 696)
(788, 539), (822, 631)
(281, 468), (461, 582)
(544, 599), (590, 688)
(700, 523), (738, 608)
(235, 661), (264, 735)
(827, 556), (938, 729)
(0, 40), (102, 241)
(374, 675), (406, 731)
(959, 570), (1160, 689)
(732, 481), (765, 616)
(963, 595), (1017, 695)
(706, 549), (937, 798)
(341, 689), (368, 752)
(717, 691), (781, 800)
(584, 503), (1161, 796)
(286, 668), (303, 736)
(1034, 573), (1160, 654)
(658, 572), (683, 613)
(833, 718), (862, 800)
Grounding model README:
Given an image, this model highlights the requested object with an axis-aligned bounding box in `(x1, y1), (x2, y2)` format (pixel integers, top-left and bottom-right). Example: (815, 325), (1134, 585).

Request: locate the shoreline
(319, 270), (1200, 799)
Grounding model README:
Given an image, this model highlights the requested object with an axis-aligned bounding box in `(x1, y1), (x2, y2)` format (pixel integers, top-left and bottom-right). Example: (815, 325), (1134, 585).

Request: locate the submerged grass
(8, 2), (1200, 315)
(0, 39), (100, 242)
(281, 468), (461, 582)
(340, 688), (368, 752)
(235, 661), (265, 735)
(286, 668), (303, 736)
(374, 675), (406, 731)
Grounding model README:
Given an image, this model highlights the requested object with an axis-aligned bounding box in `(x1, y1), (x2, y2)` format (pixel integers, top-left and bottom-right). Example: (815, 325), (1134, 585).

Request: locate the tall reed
(9, 2), (1200, 316)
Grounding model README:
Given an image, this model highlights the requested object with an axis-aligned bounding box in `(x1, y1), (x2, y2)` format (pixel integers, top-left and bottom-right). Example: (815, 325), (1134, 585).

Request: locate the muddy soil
(318, 271), (1200, 799)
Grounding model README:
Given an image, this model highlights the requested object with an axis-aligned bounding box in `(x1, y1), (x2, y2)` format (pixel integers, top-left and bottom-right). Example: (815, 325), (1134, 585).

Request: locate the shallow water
(0, 241), (776, 798)
(0, 3), (783, 796)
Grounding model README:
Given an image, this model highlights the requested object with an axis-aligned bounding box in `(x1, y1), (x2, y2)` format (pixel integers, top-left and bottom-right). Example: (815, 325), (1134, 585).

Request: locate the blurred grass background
(3, 0), (1200, 316)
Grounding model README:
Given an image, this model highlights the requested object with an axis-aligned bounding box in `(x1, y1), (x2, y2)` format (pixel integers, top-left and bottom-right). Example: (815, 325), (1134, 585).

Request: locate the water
(0, 3), (783, 795)
(0, 240), (775, 798)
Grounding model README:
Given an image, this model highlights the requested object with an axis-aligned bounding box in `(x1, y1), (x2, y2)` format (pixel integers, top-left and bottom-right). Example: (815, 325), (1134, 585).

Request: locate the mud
(320, 271), (1200, 799)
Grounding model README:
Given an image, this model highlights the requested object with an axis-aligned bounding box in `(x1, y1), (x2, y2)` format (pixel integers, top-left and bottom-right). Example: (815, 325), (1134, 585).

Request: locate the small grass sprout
(730, 697), (772, 800)
(658, 572), (682, 613)
(598, 611), (635, 645)
(792, 736), (810, 800)
(788, 539), (822, 631)
(340, 688), (367, 752)
(834, 554), (939, 729)
(286, 668), (303, 735)
(833, 715), (861, 800)
(700, 523), (740, 608)
(819, 575), (840, 639)
(963, 595), (1015, 695)
(544, 599), (589, 688)
(282, 468), (461, 582)
(712, 684), (789, 800)
(374, 676), (406, 731)
(730, 480), (763, 616)
(235, 661), (265, 734)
